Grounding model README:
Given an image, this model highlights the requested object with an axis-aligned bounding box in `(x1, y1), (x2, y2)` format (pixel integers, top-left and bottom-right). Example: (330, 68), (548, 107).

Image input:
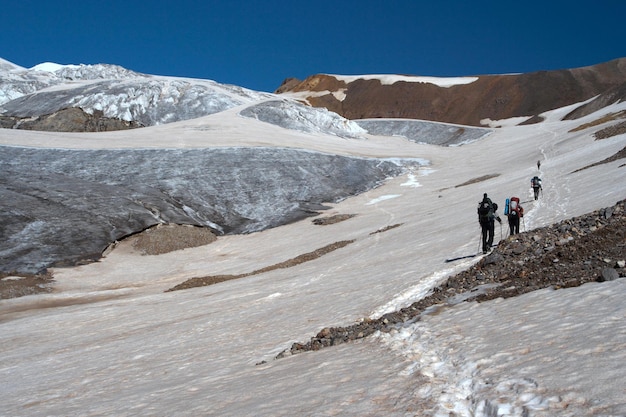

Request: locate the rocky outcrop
(0, 107), (142, 131)
(563, 81), (626, 121)
(277, 58), (626, 127)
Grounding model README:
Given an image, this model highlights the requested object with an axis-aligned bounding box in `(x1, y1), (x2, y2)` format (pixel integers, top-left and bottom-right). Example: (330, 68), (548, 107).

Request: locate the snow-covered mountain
(0, 56), (622, 275)
(3, 57), (626, 132)
(0, 59), (275, 127)
(0, 59), (495, 275)
(0, 58), (625, 416)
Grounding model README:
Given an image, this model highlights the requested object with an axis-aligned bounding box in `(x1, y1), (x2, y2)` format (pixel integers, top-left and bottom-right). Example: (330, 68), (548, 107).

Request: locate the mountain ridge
(1, 57), (626, 131)
(276, 58), (626, 127)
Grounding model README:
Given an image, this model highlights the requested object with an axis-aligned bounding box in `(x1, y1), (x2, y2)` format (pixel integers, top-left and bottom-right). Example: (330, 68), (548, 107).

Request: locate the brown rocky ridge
(276, 58), (626, 127)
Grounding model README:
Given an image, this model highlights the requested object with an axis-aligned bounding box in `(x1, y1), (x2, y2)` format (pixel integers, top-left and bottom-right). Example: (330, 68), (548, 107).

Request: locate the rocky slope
(276, 199), (625, 358)
(0, 107), (142, 131)
(277, 58), (626, 127)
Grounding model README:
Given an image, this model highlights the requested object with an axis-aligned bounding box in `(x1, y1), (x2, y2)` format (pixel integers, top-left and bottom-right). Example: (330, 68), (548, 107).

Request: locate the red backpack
(509, 197), (524, 217)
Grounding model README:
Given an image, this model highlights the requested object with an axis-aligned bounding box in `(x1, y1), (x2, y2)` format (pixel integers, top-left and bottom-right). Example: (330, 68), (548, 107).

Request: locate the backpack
(509, 196), (523, 217)
(478, 200), (493, 222)
(531, 176), (541, 188)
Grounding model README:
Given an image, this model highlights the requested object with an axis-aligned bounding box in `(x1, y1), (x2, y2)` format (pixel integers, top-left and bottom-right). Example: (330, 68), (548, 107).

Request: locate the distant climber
(531, 176), (542, 200)
(506, 196), (524, 235)
(537, 160), (541, 170)
(477, 193), (501, 254)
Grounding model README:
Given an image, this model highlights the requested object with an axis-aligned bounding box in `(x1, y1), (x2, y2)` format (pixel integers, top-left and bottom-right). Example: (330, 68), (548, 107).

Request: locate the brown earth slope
(276, 58), (626, 127)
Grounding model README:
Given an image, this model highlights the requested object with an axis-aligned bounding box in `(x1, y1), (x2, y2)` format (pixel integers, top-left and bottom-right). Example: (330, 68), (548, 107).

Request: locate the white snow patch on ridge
(30, 62), (78, 73)
(330, 74), (479, 88)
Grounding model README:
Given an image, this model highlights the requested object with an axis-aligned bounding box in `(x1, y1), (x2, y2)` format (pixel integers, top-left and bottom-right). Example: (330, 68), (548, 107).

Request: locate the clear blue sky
(3, 0), (625, 92)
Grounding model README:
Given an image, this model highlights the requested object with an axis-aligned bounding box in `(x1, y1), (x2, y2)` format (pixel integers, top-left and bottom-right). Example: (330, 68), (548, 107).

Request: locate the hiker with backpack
(531, 176), (542, 200)
(505, 196), (524, 235)
(477, 193), (502, 254)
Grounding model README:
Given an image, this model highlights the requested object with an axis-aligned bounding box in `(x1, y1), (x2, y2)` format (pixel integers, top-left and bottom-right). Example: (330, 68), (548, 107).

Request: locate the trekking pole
(522, 217), (526, 232)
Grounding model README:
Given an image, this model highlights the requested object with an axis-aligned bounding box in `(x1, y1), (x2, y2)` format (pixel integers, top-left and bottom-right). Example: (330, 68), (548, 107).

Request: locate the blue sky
(3, 0), (625, 92)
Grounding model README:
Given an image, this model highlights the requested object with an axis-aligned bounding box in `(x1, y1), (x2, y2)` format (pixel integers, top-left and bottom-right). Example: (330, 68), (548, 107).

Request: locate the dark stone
(484, 252), (504, 265)
(599, 267), (620, 282)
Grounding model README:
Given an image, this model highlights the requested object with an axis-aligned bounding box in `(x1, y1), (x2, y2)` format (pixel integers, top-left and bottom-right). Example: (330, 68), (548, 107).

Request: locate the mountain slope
(0, 61), (274, 129)
(2, 58), (626, 275)
(277, 58), (626, 127)
(2, 57), (626, 132)
(0, 94), (624, 416)
(0, 57), (625, 416)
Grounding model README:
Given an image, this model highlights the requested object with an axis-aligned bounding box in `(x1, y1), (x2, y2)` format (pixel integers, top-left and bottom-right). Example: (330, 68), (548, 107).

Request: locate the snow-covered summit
(30, 62), (73, 73)
(0, 58), (376, 139)
(30, 62), (146, 80)
(0, 58), (278, 126)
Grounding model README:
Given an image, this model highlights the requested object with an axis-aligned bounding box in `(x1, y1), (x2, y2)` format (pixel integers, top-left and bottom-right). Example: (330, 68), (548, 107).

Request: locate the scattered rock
(312, 214), (356, 225)
(599, 268), (620, 282)
(369, 223), (403, 235)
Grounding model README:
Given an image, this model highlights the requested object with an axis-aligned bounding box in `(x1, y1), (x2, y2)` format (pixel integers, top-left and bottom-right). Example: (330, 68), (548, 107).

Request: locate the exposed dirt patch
(569, 110), (626, 133)
(165, 240), (355, 292)
(0, 107), (142, 132)
(370, 224), (403, 235)
(572, 145), (626, 173)
(455, 174), (500, 188)
(569, 118), (626, 173)
(0, 271), (54, 299)
(1, 223), (218, 300)
(130, 224), (218, 255)
(438, 174), (501, 192)
(312, 214), (356, 225)
(594, 120), (626, 140)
